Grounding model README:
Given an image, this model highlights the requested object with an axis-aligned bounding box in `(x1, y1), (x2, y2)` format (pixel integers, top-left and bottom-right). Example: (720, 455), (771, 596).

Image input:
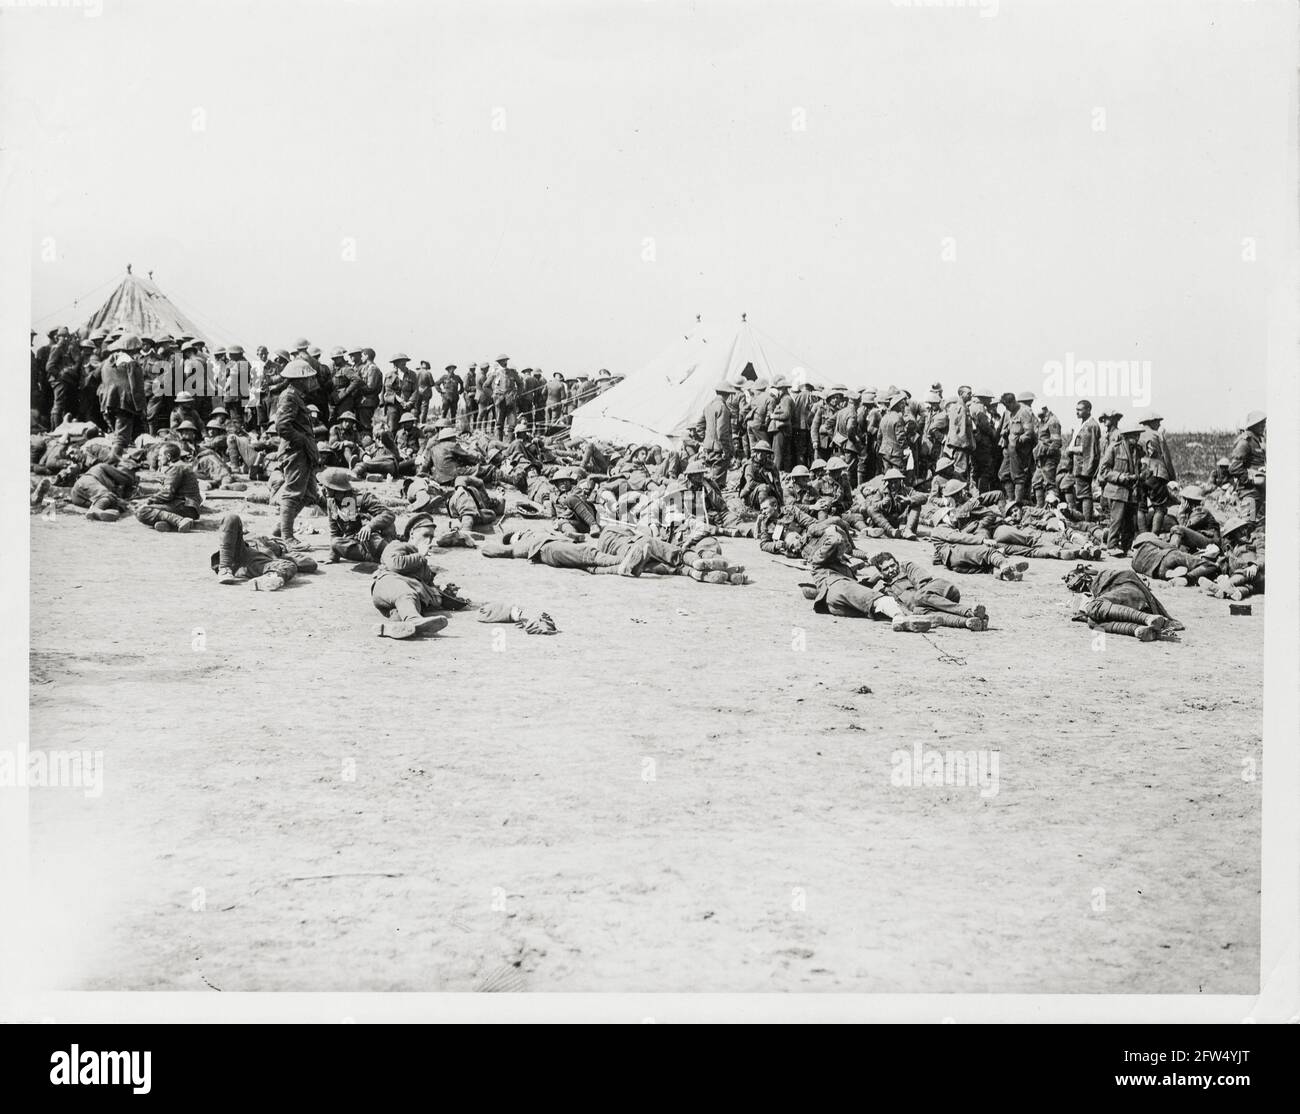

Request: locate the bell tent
(81, 266), (210, 343)
(569, 314), (822, 449)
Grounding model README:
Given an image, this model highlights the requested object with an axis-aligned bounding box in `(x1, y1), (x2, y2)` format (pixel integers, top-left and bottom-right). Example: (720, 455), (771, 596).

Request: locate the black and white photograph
(2, 0), (1297, 1039)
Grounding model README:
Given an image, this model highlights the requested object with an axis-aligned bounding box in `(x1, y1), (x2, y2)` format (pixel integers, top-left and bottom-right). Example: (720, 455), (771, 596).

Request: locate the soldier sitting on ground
(320, 466), (396, 562)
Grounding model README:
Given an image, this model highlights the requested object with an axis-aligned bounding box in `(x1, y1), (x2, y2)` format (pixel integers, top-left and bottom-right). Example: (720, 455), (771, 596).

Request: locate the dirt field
(26, 485), (1262, 994)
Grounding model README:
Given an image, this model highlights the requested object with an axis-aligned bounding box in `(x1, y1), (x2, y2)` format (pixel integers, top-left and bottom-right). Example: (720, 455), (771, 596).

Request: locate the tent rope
(30, 271), (125, 329)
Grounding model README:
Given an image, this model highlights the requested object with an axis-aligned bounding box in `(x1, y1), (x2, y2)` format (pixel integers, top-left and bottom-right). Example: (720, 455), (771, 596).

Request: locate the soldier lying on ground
(931, 535), (1029, 581)
(481, 526), (646, 575)
(68, 460), (138, 521)
(1129, 531), (1221, 587)
(798, 522), (933, 633)
(369, 540), (471, 639)
(867, 552), (989, 631)
(212, 513), (319, 591)
(1063, 564), (1180, 641)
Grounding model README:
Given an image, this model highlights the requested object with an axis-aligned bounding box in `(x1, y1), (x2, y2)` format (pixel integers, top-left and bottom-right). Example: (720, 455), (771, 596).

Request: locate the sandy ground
(26, 483), (1262, 994)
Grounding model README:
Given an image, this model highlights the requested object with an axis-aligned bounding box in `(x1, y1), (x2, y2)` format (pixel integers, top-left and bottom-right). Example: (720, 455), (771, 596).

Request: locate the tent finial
(148, 270), (154, 280)
(695, 314), (701, 323)
(126, 263), (132, 275)
(741, 312), (747, 322)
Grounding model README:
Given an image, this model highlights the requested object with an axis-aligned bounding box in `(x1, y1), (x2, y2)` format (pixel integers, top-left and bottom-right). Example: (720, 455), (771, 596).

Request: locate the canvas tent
(569, 315), (823, 449)
(80, 267), (210, 343)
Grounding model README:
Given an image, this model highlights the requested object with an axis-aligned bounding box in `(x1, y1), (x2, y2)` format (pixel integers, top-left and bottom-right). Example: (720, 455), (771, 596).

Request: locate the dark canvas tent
(81, 268), (209, 342)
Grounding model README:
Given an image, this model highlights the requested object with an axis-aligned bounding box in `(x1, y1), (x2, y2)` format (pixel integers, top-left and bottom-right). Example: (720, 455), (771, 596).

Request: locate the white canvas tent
(569, 315), (823, 449)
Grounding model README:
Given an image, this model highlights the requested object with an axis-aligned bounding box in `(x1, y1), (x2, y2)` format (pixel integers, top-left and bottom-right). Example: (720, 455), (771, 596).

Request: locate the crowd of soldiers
(30, 325), (1266, 641)
(31, 327), (621, 445)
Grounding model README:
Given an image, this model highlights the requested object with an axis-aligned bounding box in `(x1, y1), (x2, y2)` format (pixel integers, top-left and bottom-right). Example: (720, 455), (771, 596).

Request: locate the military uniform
(1098, 433), (1142, 554)
(831, 404), (862, 486)
(99, 349), (147, 454)
(1137, 423), (1176, 530)
(1032, 409), (1063, 504)
(438, 369), (462, 422)
(272, 375), (320, 544)
(1000, 402), (1038, 503)
(211, 514), (315, 587)
(1228, 426), (1265, 522)
(326, 486), (396, 562)
(701, 390), (734, 488)
(1067, 415), (1102, 519)
(136, 458), (202, 530)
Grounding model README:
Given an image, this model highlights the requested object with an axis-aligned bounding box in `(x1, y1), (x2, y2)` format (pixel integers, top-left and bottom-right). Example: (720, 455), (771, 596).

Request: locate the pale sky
(5, 0), (1292, 429)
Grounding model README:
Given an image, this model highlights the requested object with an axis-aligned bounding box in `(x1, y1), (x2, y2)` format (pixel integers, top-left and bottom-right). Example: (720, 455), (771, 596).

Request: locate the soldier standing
(98, 332), (147, 454)
(1228, 409), (1266, 523)
(272, 358), (321, 549)
(701, 381), (735, 489)
(1033, 402), (1063, 507)
(1066, 399), (1102, 521)
(438, 364), (461, 423)
(1099, 419), (1144, 556)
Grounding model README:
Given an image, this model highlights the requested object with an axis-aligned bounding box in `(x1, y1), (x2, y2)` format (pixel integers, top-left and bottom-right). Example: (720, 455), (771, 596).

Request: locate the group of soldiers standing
(698, 377), (1265, 558)
(30, 322), (1266, 640)
(31, 326), (621, 450)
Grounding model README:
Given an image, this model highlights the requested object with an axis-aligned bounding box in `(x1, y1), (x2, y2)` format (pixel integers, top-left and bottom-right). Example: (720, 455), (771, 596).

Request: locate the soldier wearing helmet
(317, 466), (396, 562)
(1032, 400), (1063, 508)
(271, 357), (321, 549)
(1229, 410), (1266, 523)
(856, 467), (923, 540)
(781, 462), (818, 507)
(550, 466), (601, 537)
(99, 332), (148, 454)
(1136, 409), (1177, 533)
(134, 440), (201, 533)
(739, 439), (782, 511)
(997, 390), (1039, 505)
(1098, 419), (1145, 556)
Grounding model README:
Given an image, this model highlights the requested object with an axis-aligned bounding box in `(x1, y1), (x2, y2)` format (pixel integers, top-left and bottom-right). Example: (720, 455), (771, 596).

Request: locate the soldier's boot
(152, 511), (193, 533)
(374, 621), (417, 639)
(250, 573), (287, 591)
(1091, 600), (1167, 632)
(279, 501), (302, 547)
(617, 541), (649, 577)
(991, 554), (1029, 581)
(1093, 620), (1157, 640)
(926, 612), (977, 630)
(1151, 508), (1166, 534)
(872, 596), (932, 633)
(1081, 497), (1094, 523)
(1035, 487), (1047, 508)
